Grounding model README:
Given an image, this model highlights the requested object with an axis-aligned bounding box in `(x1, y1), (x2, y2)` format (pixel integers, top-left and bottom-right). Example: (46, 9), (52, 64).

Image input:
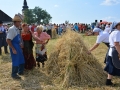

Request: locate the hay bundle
(46, 30), (106, 87)
(52, 28), (57, 39)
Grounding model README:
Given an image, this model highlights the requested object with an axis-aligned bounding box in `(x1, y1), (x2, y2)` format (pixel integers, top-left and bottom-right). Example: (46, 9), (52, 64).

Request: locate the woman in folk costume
(33, 25), (50, 68)
(0, 21), (8, 55)
(62, 23), (66, 33)
(21, 23), (36, 70)
(6, 14), (24, 79)
(58, 24), (62, 35)
(88, 25), (109, 53)
(52, 24), (57, 39)
(47, 24), (52, 37)
(104, 22), (120, 86)
(82, 24), (86, 33)
(66, 24), (70, 30)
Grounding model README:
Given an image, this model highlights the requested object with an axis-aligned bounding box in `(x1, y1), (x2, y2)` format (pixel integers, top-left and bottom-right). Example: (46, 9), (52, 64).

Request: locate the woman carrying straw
(33, 25), (50, 68)
(88, 25), (109, 53)
(88, 25), (110, 64)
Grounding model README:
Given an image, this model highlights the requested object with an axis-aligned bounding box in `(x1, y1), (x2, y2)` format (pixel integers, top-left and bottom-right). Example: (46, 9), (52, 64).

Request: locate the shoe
(12, 76), (21, 80)
(5, 52), (9, 54)
(42, 65), (44, 68)
(106, 79), (115, 86)
(18, 73), (24, 76)
(42, 62), (45, 68)
(37, 63), (40, 67)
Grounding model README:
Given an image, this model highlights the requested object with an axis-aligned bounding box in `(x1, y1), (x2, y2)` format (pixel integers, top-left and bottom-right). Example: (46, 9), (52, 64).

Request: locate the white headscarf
(93, 27), (102, 33)
(110, 21), (118, 32)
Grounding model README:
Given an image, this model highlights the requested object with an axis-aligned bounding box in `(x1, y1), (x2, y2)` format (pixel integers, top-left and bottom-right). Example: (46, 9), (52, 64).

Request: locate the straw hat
(12, 14), (22, 22)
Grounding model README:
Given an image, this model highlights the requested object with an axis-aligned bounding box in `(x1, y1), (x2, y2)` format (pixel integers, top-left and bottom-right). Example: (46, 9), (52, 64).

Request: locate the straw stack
(46, 30), (106, 87)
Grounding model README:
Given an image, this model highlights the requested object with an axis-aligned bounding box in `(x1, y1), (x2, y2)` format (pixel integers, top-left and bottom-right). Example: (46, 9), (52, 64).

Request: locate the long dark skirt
(23, 49), (36, 70)
(104, 56), (120, 76)
(47, 29), (52, 37)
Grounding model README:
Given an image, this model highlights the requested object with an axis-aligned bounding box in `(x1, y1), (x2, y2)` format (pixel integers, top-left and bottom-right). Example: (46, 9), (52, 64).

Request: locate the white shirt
(104, 28), (110, 33)
(108, 29), (120, 56)
(43, 26), (47, 30)
(7, 25), (20, 40)
(96, 32), (109, 43)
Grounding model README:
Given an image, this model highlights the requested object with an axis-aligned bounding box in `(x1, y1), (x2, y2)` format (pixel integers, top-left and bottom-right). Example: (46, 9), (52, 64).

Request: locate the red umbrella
(100, 21), (108, 24)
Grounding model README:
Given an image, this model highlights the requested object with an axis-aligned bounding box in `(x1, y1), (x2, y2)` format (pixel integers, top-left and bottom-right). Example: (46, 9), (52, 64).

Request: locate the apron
(104, 46), (120, 76)
(103, 42), (109, 48)
(10, 34), (25, 66)
(103, 42), (110, 63)
(0, 32), (8, 47)
(35, 44), (47, 62)
(111, 47), (120, 69)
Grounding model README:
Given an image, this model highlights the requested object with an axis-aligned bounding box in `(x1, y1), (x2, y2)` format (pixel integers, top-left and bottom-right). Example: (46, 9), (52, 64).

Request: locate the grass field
(0, 34), (120, 90)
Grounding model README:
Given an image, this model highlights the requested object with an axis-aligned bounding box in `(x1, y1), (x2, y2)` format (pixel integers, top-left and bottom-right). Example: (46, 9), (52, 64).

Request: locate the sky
(0, 0), (120, 24)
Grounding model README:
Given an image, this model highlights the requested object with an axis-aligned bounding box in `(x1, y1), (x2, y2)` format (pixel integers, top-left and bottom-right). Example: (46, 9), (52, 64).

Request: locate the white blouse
(108, 29), (120, 56)
(96, 32), (109, 44)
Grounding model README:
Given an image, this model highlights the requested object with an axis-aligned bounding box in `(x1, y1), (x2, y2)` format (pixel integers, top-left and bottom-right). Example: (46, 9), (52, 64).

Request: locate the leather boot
(4, 46), (8, 54)
(0, 47), (2, 55)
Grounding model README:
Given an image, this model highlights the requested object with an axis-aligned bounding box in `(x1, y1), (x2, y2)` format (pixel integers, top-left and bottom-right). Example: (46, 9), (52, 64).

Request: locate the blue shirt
(0, 26), (6, 32)
(74, 25), (79, 31)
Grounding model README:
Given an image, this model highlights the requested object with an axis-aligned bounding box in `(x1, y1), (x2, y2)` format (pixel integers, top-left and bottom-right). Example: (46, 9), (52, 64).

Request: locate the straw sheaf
(45, 30), (106, 87)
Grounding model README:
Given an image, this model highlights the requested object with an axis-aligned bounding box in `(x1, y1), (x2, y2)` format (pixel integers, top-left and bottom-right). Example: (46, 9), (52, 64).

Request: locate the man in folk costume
(104, 22), (120, 86)
(0, 21), (8, 55)
(6, 14), (25, 79)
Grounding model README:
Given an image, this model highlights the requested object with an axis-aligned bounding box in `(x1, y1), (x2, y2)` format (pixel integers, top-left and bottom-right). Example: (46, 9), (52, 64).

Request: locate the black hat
(0, 20), (3, 24)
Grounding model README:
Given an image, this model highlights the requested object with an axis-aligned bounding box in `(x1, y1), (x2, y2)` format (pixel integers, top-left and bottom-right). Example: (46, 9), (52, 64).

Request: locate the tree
(33, 7), (52, 24)
(24, 9), (34, 24)
(23, 7), (52, 24)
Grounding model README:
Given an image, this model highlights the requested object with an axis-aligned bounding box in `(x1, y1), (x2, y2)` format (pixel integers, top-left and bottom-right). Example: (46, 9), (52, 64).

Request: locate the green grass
(0, 34), (120, 90)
